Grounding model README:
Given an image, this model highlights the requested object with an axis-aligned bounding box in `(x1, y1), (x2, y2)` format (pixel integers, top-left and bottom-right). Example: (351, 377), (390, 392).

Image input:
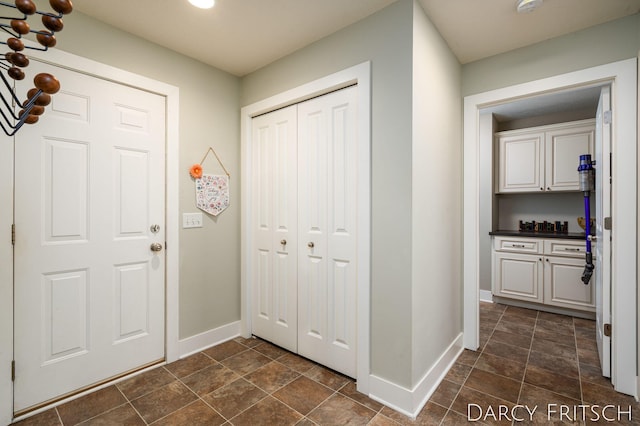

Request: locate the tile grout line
(513, 309), (539, 426)
(155, 357), (233, 425)
(195, 344), (357, 426)
(573, 316), (588, 426)
(120, 370), (166, 426)
(53, 407), (64, 426)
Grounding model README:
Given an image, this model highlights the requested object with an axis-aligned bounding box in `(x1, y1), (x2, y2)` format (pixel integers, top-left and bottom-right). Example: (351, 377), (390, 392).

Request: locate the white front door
(13, 62), (166, 412)
(594, 85), (611, 378)
(297, 86), (358, 378)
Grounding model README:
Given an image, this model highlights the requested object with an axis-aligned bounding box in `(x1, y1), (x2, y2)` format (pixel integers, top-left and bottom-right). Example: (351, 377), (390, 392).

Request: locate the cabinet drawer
(544, 240), (586, 258)
(494, 237), (542, 254)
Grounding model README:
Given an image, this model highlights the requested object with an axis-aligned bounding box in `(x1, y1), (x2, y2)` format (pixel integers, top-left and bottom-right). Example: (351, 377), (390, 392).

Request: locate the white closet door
(250, 106), (298, 352)
(297, 86), (358, 377)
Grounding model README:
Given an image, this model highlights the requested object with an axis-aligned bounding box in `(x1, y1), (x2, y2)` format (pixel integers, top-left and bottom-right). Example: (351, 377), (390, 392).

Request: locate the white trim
(479, 289), (493, 303)
(369, 333), (463, 418)
(241, 62), (371, 394)
(463, 58), (637, 397)
(0, 106), (14, 426)
(1, 47), (180, 423)
(177, 321), (241, 359)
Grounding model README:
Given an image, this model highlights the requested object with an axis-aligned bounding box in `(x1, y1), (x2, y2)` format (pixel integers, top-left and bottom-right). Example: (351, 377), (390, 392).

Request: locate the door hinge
(604, 323), (612, 337)
(11, 360), (15, 381)
(609, 152), (612, 184)
(603, 110), (612, 125)
(11, 224), (15, 246)
(603, 217), (612, 230)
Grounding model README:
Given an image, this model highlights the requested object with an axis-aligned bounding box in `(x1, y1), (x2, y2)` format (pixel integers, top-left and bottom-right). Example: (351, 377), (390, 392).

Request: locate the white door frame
(463, 58), (638, 396)
(0, 46), (180, 424)
(240, 62), (371, 394)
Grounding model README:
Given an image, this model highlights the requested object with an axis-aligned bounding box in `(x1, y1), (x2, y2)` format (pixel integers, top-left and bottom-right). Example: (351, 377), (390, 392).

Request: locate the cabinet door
(496, 132), (544, 193)
(545, 124), (594, 191)
(544, 256), (595, 311)
(493, 252), (543, 302)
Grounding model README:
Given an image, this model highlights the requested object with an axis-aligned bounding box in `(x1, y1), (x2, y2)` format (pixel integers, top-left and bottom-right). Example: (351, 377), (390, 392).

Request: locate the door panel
(14, 62), (166, 411)
(250, 105), (298, 352)
(595, 85), (612, 378)
(298, 86), (357, 378)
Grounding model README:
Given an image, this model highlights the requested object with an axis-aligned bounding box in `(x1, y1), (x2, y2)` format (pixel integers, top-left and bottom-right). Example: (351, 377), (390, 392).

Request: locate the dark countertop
(489, 230), (586, 240)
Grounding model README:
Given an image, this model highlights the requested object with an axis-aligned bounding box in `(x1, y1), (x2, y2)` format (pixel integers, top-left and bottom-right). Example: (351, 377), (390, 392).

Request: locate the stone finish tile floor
(12, 303), (640, 425)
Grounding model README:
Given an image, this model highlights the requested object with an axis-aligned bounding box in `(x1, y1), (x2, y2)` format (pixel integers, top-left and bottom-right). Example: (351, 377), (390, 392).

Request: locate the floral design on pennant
(195, 174), (229, 216)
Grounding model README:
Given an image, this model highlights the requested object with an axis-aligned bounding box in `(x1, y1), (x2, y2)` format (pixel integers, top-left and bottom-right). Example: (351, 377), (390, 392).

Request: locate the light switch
(183, 212), (203, 228)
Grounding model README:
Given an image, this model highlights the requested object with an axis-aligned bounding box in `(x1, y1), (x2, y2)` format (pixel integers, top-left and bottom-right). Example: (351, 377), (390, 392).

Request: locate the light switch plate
(183, 212), (203, 228)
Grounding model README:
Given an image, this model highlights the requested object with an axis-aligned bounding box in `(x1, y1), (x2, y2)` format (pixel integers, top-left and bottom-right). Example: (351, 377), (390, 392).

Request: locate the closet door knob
(308, 242), (315, 248)
(280, 240), (287, 246)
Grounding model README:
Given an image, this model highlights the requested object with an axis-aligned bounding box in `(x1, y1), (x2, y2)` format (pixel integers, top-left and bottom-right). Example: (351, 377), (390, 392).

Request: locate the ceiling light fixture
(188, 0), (215, 9)
(516, 0), (543, 13)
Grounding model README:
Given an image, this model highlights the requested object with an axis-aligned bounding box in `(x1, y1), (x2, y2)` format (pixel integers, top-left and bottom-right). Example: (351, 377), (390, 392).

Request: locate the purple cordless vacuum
(578, 154), (595, 284)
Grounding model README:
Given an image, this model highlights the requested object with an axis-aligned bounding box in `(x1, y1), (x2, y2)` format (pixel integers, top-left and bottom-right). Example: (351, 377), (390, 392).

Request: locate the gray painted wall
(243, 0), (464, 389)
(465, 13), (640, 293)
(410, 1), (463, 384)
(11, 0), (635, 401)
(243, 0), (417, 387)
(462, 13), (640, 96)
(35, 1), (243, 339)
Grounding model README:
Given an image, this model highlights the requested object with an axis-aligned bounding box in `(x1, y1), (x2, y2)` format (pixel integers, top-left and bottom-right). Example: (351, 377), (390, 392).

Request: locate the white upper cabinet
(495, 119), (595, 193)
(496, 131), (544, 192)
(545, 123), (595, 191)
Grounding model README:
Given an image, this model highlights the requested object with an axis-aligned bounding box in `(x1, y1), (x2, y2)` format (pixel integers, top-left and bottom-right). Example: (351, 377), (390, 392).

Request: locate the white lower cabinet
(492, 236), (594, 312)
(544, 255), (594, 311)
(494, 252), (543, 303)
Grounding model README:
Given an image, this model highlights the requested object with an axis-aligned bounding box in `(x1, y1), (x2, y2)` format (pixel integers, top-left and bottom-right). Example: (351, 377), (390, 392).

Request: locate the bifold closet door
(249, 85), (358, 378)
(297, 86), (358, 378)
(250, 105), (299, 353)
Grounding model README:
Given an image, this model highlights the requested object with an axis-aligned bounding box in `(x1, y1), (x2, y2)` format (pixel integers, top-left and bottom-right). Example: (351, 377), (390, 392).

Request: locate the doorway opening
(463, 58), (638, 398)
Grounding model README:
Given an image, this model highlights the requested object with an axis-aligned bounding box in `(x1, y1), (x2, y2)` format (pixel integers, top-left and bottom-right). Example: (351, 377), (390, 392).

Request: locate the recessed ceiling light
(516, 0), (543, 13)
(189, 0), (215, 9)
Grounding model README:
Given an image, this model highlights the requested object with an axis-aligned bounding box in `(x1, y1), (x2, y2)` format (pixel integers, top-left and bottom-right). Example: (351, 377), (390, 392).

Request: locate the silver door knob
(150, 224), (160, 234)
(587, 235), (597, 242)
(150, 242), (163, 252)
(308, 242), (315, 248)
(281, 240), (287, 246)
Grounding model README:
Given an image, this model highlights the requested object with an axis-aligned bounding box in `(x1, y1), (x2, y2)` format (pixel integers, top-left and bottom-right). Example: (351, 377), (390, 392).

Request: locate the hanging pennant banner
(195, 174), (229, 216)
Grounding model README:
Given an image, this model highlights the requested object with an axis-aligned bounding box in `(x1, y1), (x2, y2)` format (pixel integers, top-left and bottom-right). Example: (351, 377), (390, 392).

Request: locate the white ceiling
(71, 0), (640, 77)
(420, 0), (640, 64)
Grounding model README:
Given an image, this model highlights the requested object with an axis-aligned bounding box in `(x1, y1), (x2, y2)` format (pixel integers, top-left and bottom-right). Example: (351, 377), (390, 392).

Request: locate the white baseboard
(479, 289), (493, 303)
(368, 333), (464, 418)
(177, 321), (241, 359)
